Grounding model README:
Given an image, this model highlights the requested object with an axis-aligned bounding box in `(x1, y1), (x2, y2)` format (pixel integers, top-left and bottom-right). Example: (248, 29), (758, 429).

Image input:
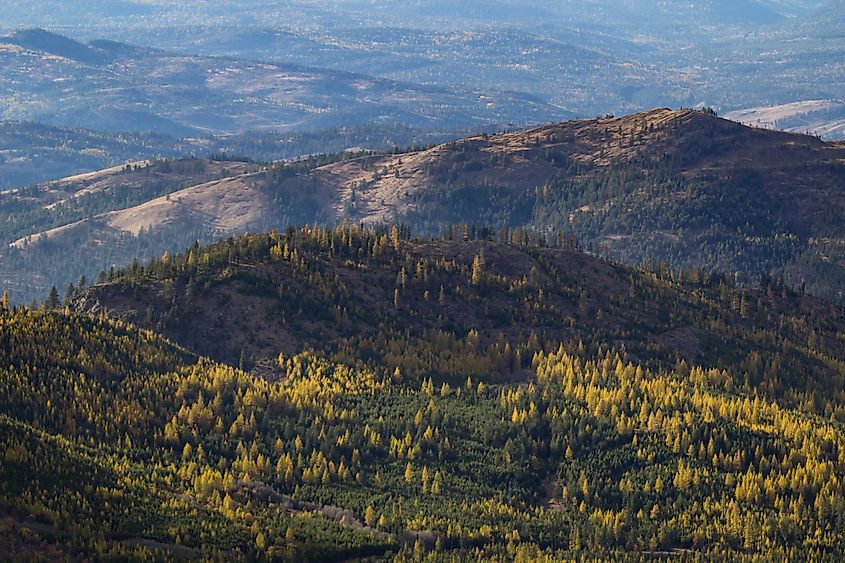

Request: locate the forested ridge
(79, 225), (845, 418)
(9, 108), (845, 307)
(1, 226), (845, 559)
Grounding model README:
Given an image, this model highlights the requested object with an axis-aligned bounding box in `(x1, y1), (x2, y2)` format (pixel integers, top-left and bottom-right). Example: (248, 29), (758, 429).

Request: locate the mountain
(0, 304), (393, 560)
(5, 4), (845, 560)
(0, 121), (197, 189)
(0, 29), (567, 136)
(6, 108), (845, 305)
(3, 226), (844, 558)
(4, 2), (845, 123)
(168, 26), (625, 112)
(1, 28), (118, 64)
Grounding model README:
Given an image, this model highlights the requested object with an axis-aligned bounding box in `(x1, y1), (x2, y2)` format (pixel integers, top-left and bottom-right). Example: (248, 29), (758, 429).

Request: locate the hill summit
(6, 108), (845, 304)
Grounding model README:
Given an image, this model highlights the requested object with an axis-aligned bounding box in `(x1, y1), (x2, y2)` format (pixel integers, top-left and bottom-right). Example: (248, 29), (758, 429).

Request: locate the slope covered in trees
(10, 108), (845, 306)
(77, 225), (845, 418)
(0, 306), (391, 559)
(4, 228), (845, 559)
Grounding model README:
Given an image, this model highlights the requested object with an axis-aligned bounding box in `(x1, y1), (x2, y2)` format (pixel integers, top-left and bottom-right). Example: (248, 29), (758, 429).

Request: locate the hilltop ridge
(74, 226), (845, 413)
(6, 107), (845, 304)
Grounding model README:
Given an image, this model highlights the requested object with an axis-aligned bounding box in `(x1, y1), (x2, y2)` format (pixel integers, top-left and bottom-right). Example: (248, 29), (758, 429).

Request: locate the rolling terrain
(6, 108), (845, 305)
(15, 0), (840, 126)
(0, 29), (564, 136)
(75, 227), (845, 414)
(3, 226), (845, 559)
(0, 119), (475, 190)
(6, 2), (845, 560)
(724, 100), (845, 139)
(0, 121), (198, 189)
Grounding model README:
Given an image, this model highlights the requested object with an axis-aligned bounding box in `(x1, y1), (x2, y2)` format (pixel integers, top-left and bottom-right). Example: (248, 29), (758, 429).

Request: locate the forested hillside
(9, 108), (845, 306)
(6, 1), (845, 560)
(3, 226), (845, 559)
(77, 225), (845, 418)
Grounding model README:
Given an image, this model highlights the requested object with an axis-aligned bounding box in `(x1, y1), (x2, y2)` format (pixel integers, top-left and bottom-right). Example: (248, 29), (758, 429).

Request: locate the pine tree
(390, 225), (401, 253)
(45, 286), (60, 309)
(431, 470), (442, 495)
(364, 505), (377, 527)
(471, 250), (485, 285)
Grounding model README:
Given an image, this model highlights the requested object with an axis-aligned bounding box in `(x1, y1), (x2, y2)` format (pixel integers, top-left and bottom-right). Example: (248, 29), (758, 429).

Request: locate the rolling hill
(0, 119), (477, 190)
(74, 227), (845, 413)
(6, 3), (845, 560)
(0, 29), (566, 136)
(4, 225), (843, 559)
(725, 100), (845, 139)
(6, 108), (845, 305)
(5, 1), (845, 124)
(0, 121), (201, 190)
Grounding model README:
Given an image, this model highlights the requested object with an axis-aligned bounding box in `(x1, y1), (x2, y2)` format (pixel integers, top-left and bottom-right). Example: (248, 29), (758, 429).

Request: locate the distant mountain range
(5, 4), (845, 143)
(14, 1), (839, 126)
(2, 0), (827, 30)
(0, 119), (482, 190)
(0, 29), (567, 137)
(5, 5), (845, 559)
